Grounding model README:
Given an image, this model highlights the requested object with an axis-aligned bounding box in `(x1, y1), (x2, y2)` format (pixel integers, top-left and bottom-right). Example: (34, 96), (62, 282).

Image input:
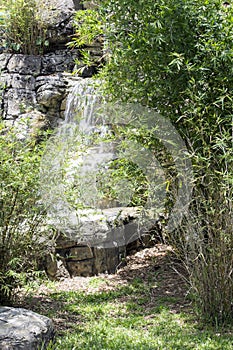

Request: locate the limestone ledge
(0, 51), (80, 125)
(46, 207), (159, 279)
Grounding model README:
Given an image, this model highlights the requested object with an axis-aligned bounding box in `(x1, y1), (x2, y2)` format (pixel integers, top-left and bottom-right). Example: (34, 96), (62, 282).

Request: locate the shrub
(0, 123), (50, 304)
(1, 0), (49, 54)
(72, 0), (233, 325)
(68, 8), (105, 75)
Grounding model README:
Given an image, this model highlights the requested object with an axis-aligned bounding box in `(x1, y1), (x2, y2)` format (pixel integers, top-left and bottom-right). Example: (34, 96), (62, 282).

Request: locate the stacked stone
(0, 0), (103, 133)
(44, 207), (158, 279)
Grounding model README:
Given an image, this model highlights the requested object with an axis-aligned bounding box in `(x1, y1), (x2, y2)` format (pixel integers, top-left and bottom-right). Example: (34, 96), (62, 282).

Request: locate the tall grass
(169, 184), (233, 325)
(1, 0), (49, 54)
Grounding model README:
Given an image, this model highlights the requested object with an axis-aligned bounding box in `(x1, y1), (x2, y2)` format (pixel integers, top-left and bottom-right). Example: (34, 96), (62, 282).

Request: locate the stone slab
(66, 259), (95, 277)
(69, 246), (94, 260)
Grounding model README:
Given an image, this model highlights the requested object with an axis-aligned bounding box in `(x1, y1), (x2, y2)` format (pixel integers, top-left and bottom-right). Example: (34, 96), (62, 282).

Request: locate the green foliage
(101, 0), (233, 186)
(170, 187), (233, 326)
(69, 9), (104, 47)
(73, 0), (233, 325)
(1, 0), (49, 54)
(98, 157), (148, 206)
(68, 8), (104, 74)
(0, 124), (49, 304)
(95, 122), (174, 208)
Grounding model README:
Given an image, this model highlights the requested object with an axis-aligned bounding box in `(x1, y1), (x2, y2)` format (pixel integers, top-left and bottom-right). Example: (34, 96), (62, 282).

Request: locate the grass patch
(32, 276), (233, 350)
(18, 248), (232, 350)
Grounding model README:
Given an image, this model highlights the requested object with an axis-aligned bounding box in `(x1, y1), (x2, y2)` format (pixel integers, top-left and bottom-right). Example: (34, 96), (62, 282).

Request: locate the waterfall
(40, 78), (172, 248)
(63, 77), (114, 151)
(64, 78), (103, 133)
(61, 78), (116, 208)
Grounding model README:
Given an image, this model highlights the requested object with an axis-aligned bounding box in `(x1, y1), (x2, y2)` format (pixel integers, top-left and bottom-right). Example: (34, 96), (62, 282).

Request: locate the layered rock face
(48, 207), (139, 278)
(36, 0), (82, 49)
(0, 0), (159, 279)
(0, 0), (102, 133)
(0, 52), (80, 131)
(45, 208), (159, 279)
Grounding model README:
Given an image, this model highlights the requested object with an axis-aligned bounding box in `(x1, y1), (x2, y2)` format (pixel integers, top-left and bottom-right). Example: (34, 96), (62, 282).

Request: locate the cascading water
(64, 79), (110, 139)
(39, 79), (144, 276)
(40, 77), (170, 250)
(62, 78), (116, 208)
(40, 78), (124, 247)
(64, 78), (101, 128)
(39, 77), (193, 275)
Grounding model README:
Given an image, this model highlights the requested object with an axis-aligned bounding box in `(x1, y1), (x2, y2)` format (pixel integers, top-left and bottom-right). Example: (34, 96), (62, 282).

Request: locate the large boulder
(0, 307), (54, 350)
(36, 0), (78, 48)
(35, 1), (95, 48)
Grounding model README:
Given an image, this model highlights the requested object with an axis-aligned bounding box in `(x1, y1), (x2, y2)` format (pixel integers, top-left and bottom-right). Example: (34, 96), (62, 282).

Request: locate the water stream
(63, 78), (116, 206)
(64, 79), (100, 126)
(40, 78), (175, 247)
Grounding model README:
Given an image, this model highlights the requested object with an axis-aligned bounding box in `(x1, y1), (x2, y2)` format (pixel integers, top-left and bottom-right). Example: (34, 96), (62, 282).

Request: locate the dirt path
(17, 244), (191, 333)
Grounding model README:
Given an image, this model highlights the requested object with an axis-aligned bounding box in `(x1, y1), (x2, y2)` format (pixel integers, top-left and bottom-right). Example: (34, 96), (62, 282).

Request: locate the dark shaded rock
(93, 246), (124, 274)
(46, 207), (157, 278)
(69, 246), (94, 260)
(0, 307), (54, 350)
(36, 74), (67, 108)
(44, 254), (70, 280)
(41, 50), (79, 74)
(66, 258), (95, 277)
(7, 55), (42, 75)
(73, 0), (83, 10)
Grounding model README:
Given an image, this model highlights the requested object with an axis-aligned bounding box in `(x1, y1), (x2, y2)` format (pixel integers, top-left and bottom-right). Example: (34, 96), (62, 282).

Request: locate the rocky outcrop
(35, 1), (94, 49)
(0, 307), (54, 350)
(0, 0), (157, 280)
(37, 0), (77, 49)
(0, 0), (103, 129)
(0, 51), (80, 130)
(44, 207), (159, 279)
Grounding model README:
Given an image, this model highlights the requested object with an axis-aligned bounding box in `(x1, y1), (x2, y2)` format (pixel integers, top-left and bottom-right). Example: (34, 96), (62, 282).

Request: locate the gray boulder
(35, 1), (93, 48)
(36, 0), (77, 47)
(0, 307), (54, 350)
